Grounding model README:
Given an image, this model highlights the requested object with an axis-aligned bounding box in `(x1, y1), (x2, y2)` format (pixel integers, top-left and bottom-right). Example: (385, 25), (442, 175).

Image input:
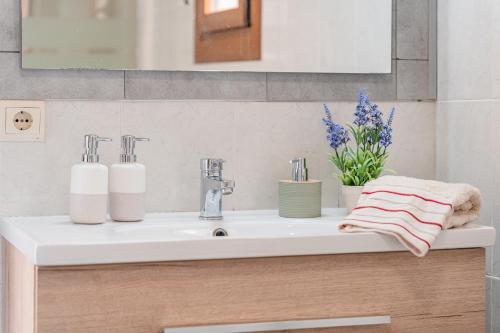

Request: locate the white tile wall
(492, 277), (500, 333)
(437, 0), (493, 100)
(0, 100), (435, 216)
(436, 101), (494, 225)
(437, 0), (500, 330)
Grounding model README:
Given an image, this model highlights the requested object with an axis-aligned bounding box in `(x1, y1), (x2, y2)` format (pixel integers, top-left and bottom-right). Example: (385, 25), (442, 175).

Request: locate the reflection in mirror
(196, 0), (256, 63)
(21, 0), (392, 73)
(204, 0), (240, 14)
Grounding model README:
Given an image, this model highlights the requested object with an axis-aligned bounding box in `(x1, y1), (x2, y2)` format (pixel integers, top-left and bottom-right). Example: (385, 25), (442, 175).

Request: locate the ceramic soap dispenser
(279, 158), (322, 218)
(70, 134), (112, 224)
(109, 135), (150, 222)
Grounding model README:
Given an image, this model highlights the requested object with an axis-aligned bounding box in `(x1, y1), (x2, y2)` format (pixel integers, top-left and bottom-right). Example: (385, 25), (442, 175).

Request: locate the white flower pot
(341, 185), (364, 214)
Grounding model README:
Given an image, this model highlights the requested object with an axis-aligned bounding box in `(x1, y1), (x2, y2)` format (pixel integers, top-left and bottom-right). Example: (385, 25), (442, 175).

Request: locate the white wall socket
(0, 100), (45, 141)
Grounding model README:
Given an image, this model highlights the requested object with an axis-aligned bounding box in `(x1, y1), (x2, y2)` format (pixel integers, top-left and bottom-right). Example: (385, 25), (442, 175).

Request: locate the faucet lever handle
(221, 179), (235, 195)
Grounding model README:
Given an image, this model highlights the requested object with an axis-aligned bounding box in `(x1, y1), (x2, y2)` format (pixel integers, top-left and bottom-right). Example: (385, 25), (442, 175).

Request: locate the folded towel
(339, 175), (481, 257)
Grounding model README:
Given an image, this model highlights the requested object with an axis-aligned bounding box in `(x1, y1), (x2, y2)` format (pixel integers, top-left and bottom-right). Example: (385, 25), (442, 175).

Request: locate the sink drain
(213, 228), (228, 237)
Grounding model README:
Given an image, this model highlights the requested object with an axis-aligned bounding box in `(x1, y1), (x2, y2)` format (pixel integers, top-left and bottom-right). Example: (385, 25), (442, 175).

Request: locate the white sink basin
(0, 209), (495, 266)
(111, 211), (341, 239)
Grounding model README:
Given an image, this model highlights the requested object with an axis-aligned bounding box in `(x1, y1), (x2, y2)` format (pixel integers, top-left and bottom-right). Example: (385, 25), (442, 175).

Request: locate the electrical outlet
(0, 101), (45, 141)
(11, 110), (34, 131)
(6, 107), (38, 133)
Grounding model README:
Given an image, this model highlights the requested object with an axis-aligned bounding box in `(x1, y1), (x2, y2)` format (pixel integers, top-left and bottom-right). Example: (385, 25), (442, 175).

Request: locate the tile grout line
(488, 275), (494, 333)
(394, 0), (397, 60)
(394, 0), (398, 100)
(265, 72), (268, 101)
(123, 71), (126, 99)
(438, 99), (500, 103)
(396, 58), (429, 61)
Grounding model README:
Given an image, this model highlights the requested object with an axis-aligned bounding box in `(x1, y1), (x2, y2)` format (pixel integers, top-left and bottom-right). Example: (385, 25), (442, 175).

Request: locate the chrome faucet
(200, 158), (235, 220)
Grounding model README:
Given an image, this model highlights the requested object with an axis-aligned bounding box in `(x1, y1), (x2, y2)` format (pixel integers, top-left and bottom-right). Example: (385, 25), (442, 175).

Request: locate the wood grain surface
(32, 249), (485, 333)
(4, 241), (36, 333)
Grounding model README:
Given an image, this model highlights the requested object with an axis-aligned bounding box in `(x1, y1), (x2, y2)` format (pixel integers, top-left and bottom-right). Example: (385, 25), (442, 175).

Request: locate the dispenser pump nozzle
(82, 134), (112, 163)
(290, 157), (308, 182)
(120, 135), (150, 163)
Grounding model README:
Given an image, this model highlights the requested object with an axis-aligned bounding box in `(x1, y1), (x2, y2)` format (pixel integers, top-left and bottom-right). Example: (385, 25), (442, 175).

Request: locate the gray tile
(267, 62), (397, 102)
(397, 60), (433, 100)
(492, 277), (500, 333)
(125, 71), (266, 100)
(427, 0), (438, 99)
(0, 0), (20, 52)
(397, 0), (429, 60)
(0, 53), (124, 100)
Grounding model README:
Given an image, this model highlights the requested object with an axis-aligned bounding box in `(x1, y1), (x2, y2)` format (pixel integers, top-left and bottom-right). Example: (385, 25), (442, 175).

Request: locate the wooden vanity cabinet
(3, 241), (485, 333)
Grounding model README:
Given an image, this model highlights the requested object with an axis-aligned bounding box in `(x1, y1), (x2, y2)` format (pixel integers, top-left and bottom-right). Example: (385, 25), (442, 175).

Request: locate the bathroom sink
(111, 211), (340, 239)
(0, 209), (495, 266)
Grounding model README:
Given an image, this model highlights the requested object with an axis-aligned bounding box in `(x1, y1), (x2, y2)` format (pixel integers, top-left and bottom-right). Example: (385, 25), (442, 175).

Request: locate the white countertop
(0, 209), (495, 266)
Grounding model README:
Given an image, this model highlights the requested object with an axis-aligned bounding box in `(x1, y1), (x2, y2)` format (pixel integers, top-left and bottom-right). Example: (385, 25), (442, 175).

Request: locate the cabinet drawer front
(36, 249), (485, 333)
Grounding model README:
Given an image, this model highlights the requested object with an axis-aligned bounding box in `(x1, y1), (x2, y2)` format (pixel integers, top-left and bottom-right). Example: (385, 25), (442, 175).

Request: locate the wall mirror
(21, 0), (392, 73)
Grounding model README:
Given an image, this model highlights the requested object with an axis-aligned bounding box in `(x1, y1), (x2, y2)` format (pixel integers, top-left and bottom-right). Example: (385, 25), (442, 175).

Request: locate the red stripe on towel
(344, 218), (431, 248)
(362, 190), (452, 208)
(353, 206), (443, 229)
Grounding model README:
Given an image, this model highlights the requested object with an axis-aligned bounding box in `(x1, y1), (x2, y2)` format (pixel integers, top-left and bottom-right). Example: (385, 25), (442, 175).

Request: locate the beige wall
(0, 100), (434, 216)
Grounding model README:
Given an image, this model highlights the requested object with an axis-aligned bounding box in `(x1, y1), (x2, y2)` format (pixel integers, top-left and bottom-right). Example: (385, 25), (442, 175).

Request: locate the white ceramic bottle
(109, 135), (150, 222)
(70, 134), (112, 224)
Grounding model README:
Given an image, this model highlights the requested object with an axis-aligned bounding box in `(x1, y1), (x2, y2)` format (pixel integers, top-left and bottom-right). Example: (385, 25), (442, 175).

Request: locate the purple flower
(379, 107), (396, 148)
(354, 90), (384, 129)
(387, 107), (395, 126)
(323, 104), (349, 150)
(354, 90), (371, 126)
(369, 103), (384, 129)
(379, 125), (392, 147)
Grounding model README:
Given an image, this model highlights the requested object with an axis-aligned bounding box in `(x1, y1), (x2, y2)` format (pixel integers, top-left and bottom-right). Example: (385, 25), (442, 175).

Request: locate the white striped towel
(339, 175), (481, 257)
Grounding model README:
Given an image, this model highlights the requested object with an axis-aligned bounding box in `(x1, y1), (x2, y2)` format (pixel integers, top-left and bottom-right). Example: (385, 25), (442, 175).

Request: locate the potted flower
(322, 90), (395, 213)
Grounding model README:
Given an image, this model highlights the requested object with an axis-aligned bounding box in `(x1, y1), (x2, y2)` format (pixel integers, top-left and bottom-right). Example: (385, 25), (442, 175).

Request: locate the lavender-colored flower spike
(323, 103), (333, 120)
(387, 107), (395, 126)
(322, 104), (350, 150)
(369, 103), (384, 128)
(354, 90), (370, 126)
(379, 125), (392, 147)
(379, 107), (396, 148)
(354, 90), (383, 129)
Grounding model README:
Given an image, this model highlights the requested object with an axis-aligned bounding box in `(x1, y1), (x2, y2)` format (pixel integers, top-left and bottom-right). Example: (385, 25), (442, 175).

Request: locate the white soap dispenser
(109, 135), (150, 222)
(70, 134), (112, 224)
